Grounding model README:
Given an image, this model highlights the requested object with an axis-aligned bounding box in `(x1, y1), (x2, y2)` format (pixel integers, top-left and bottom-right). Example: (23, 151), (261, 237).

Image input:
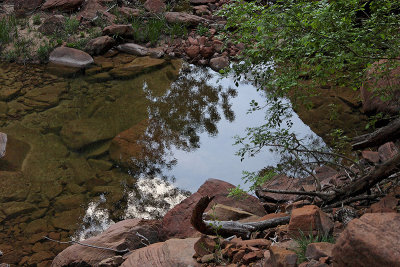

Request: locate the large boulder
(161, 178), (267, 239)
(49, 47), (94, 68)
(85, 36), (116, 56)
(360, 59), (400, 115)
(52, 219), (161, 267)
(165, 12), (206, 25)
(42, 0), (84, 11)
(14, 0), (43, 16)
(288, 205), (334, 238)
(121, 238), (200, 267)
(332, 213), (400, 267)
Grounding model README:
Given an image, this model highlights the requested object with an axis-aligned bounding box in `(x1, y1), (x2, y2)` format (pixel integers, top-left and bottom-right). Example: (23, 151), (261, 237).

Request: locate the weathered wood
(190, 196), (290, 238)
(352, 117), (400, 150)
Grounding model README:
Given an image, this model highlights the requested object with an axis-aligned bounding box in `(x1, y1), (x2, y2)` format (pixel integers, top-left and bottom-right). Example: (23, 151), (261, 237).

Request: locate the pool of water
(0, 53), (353, 266)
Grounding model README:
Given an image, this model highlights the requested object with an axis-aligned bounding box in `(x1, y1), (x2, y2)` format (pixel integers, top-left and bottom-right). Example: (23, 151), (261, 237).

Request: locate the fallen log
(190, 196), (290, 238)
(352, 117), (400, 150)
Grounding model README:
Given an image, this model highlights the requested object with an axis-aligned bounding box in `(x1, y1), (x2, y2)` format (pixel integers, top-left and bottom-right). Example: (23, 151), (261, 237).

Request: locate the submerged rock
(49, 47), (94, 69)
(109, 56), (166, 79)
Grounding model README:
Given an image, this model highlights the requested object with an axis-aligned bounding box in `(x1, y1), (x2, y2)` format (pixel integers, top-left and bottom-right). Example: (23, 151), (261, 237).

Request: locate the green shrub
(293, 230), (335, 263)
(0, 15), (17, 44)
(65, 17), (80, 35)
(196, 24), (209, 37)
(37, 43), (52, 62)
(169, 22), (188, 39)
(4, 49), (17, 62)
(33, 14), (41, 25)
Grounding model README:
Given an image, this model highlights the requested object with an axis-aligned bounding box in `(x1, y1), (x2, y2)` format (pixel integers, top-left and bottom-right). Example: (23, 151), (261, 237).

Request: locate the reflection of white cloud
(124, 177), (189, 220)
(74, 178), (189, 241)
(74, 194), (114, 241)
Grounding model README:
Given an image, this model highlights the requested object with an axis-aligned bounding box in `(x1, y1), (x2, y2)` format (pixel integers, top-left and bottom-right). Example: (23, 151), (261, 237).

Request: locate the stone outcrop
(42, 0), (84, 11)
(49, 47), (94, 68)
(161, 178), (267, 239)
(52, 219), (161, 267)
(332, 213), (400, 267)
(121, 238), (200, 267)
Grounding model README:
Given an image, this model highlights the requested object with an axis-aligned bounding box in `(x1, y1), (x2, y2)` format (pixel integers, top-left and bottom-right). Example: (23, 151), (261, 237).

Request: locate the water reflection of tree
(128, 64), (237, 179)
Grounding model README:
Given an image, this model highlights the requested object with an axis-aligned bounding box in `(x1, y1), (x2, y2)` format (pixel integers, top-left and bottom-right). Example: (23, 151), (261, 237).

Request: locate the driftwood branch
(352, 117), (400, 150)
(43, 236), (129, 255)
(191, 196), (290, 238)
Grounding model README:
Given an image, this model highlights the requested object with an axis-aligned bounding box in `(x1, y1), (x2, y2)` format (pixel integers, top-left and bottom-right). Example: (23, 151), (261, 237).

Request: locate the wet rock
(165, 12), (206, 25)
(49, 47), (94, 68)
(0, 135), (30, 171)
(52, 219), (161, 266)
(269, 246), (298, 267)
(42, 0), (84, 11)
(120, 238), (200, 267)
(305, 242), (334, 261)
(288, 205), (333, 238)
(0, 83), (21, 101)
(14, 0), (43, 16)
(24, 218), (49, 234)
(116, 43), (149, 56)
(38, 15), (65, 35)
(161, 178), (266, 239)
(23, 82), (68, 109)
(332, 213), (400, 267)
(109, 57), (166, 79)
(60, 118), (117, 150)
(378, 142), (398, 162)
(103, 24), (135, 39)
(53, 194), (85, 212)
(85, 36), (116, 56)
(2, 202), (36, 219)
(209, 56), (229, 71)
(50, 209), (81, 231)
(365, 195), (398, 213)
(144, 0), (166, 13)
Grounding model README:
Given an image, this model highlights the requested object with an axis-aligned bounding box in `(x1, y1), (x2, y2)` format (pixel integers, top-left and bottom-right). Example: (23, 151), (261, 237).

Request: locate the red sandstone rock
(378, 141), (399, 162)
(77, 0), (115, 22)
(49, 47), (94, 68)
(144, 0), (166, 13)
(361, 150), (380, 163)
(269, 246), (298, 267)
(161, 178), (266, 239)
(42, 0), (84, 11)
(200, 46), (214, 58)
(14, 0), (43, 16)
(194, 235), (216, 257)
(288, 205), (333, 238)
(256, 174), (301, 203)
(210, 56), (229, 71)
(103, 24), (135, 39)
(165, 12), (206, 25)
(332, 213), (400, 267)
(305, 242), (334, 261)
(85, 36), (115, 56)
(185, 45), (200, 59)
(118, 7), (140, 18)
(38, 15), (65, 35)
(52, 219), (161, 267)
(299, 260), (329, 267)
(120, 238), (200, 267)
(365, 195), (398, 213)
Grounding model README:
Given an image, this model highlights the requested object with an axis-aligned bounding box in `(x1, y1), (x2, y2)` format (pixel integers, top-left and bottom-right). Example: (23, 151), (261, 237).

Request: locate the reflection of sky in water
(167, 68), (318, 192)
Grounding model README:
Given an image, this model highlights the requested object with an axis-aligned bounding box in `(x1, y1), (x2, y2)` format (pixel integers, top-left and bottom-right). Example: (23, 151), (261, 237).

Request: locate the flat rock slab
(165, 12), (206, 25)
(49, 47), (94, 68)
(109, 56), (166, 79)
(42, 0), (84, 11)
(121, 238), (201, 267)
(117, 43), (149, 56)
(332, 213), (400, 267)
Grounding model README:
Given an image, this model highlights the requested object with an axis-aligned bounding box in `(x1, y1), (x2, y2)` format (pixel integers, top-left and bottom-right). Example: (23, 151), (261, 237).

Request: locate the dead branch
(43, 236), (129, 255)
(352, 117), (400, 150)
(191, 196), (290, 238)
(260, 188), (333, 199)
(323, 194), (383, 211)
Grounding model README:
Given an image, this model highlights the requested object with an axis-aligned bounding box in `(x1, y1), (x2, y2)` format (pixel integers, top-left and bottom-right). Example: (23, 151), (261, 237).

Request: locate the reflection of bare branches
(125, 64), (237, 178)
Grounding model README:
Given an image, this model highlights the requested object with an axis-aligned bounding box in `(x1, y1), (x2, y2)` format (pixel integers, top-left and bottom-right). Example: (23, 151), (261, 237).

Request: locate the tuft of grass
(0, 15), (17, 44)
(32, 14), (41, 25)
(293, 230), (335, 263)
(169, 22), (187, 39)
(37, 42), (52, 62)
(196, 23), (209, 37)
(65, 16), (80, 35)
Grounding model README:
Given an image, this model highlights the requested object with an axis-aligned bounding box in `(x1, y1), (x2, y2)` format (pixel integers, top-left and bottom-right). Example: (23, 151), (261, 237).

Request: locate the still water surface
(0, 55), (317, 265)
